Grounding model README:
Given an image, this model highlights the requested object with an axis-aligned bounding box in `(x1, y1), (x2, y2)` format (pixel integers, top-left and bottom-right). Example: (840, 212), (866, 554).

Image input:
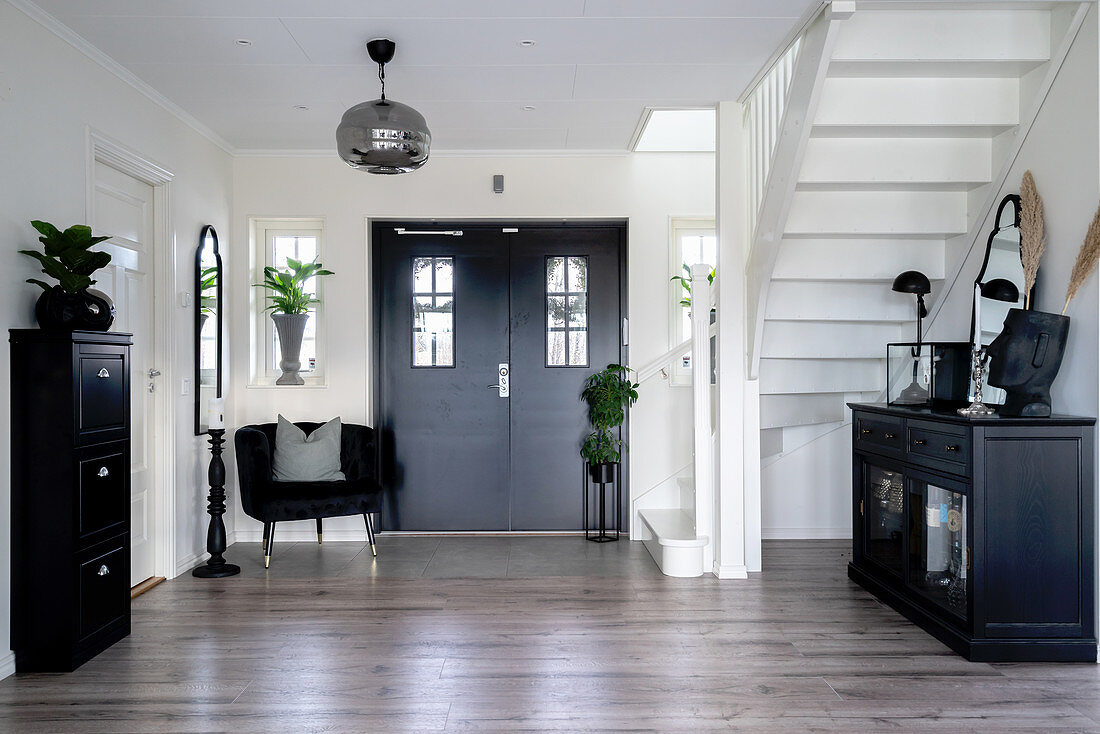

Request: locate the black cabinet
(849, 403), (1096, 662)
(11, 330), (132, 672)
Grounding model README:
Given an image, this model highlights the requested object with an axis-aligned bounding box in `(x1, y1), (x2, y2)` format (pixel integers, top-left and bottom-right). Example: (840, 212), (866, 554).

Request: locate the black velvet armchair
(235, 421), (382, 567)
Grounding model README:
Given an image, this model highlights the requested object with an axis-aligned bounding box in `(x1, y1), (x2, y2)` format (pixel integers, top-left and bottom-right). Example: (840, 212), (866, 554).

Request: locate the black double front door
(373, 221), (625, 531)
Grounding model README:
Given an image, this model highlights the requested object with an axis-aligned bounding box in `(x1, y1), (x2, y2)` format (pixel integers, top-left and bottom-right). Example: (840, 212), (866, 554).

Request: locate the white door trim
(85, 127), (178, 580)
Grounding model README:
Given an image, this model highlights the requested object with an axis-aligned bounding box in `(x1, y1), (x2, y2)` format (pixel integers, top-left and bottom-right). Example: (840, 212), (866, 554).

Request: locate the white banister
(689, 264), (714, 571)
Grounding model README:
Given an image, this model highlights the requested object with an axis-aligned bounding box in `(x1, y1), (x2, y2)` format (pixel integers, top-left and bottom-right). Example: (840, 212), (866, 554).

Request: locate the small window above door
(546, 256), (588, 367)
(412, 256), (455, 368)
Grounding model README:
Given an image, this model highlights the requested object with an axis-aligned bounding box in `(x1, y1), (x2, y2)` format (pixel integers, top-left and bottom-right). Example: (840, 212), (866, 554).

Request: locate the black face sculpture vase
(986, 308), (1069, 417)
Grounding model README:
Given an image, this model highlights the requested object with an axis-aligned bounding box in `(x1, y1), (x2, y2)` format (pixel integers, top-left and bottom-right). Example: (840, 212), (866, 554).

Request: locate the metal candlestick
(192, 428), (240, 577)
(958, 347), (996, 417)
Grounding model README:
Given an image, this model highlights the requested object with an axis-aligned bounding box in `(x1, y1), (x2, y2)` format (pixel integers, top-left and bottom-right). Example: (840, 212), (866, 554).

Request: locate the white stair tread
(638, 509), (708, 548)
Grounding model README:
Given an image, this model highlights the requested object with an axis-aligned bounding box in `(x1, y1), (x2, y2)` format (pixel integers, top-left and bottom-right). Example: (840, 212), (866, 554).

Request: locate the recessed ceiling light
(235, 39), (252, 46)
(523, 105), (536, 111)
(518, 40), (536, 47)
(293, 105), (309, 111)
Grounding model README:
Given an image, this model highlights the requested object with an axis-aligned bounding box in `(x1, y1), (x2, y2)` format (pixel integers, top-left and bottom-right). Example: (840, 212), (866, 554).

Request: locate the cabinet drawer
(77, 541), (129, 641)
(78, 447), (128, 542)
(855, 413), (905, 456)
(76, 347), (128, 445)
(907, 424), (970, 475)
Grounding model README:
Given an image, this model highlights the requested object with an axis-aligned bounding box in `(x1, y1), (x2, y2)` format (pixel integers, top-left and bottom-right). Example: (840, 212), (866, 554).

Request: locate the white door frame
(85, 128), (178, 580)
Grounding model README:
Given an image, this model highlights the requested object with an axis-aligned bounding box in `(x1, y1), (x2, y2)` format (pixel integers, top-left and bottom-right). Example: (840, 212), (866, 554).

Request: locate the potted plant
(580, 363), (639, 483)
(19, 220), (115, 330)
(253, 257), (334, 385)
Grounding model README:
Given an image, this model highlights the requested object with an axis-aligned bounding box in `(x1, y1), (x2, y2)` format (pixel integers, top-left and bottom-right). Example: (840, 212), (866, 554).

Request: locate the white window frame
(249, 217), (327, 387)
(668, 217), (716, 387)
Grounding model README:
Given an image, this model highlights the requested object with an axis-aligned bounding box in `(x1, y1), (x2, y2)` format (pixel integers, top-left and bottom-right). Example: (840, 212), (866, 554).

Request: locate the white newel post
(690, 264), (715, 572)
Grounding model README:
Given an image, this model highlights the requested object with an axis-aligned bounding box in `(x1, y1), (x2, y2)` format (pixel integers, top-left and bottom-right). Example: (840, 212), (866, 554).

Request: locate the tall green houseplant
(253, 258), (334, 385)
(580, 363), (639, 481)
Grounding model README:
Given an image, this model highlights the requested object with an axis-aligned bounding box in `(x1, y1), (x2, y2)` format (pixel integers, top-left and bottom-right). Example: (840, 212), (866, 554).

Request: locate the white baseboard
(762, 527), (852, 540)
(712, 562), (749, 579)
(175, 551), (209, 577)
(234, 528), (372, 543)
(0, 651), (14, 680)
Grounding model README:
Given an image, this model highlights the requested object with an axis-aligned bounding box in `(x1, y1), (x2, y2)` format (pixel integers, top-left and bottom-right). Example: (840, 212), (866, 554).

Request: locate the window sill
(247, 376), (328, 389)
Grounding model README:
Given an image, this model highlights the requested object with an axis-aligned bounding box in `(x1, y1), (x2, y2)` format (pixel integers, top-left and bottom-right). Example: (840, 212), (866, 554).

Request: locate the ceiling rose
(336, 39), (431, 174)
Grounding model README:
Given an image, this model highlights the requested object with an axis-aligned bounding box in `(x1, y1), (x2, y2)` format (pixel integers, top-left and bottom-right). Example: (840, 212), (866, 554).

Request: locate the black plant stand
(583, 463), (620, 543)
(193, 429), (240, 578)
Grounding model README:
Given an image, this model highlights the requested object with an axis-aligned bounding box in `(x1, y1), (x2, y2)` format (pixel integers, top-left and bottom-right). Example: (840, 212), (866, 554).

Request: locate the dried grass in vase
(1063, 202), (1100, 315)
(1020, 170), (1045, 309)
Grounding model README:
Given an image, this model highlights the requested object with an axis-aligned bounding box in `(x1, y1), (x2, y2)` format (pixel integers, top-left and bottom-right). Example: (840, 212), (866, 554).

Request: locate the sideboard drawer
(77, 540), (129, 641)
(907, 421), (969, 476)
(76, 346), (128, 445)
(77, 446), (128, 543)
(854, 413), (905, 456)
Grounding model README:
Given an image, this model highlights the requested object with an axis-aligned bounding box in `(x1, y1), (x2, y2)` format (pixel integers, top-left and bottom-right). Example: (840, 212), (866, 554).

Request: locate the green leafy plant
(580, 363), (639, 466)
(670, 263), (716, 308)
(199, 265), (218, 315)
(253, 258), (334, 314)
(20, 221), (112, 294)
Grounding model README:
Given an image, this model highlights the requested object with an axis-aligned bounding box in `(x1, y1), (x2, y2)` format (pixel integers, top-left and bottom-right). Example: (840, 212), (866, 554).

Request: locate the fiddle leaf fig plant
(20, 220), (112, 294)
(253, 258), (334, 314)
(580, 363), (639, 466)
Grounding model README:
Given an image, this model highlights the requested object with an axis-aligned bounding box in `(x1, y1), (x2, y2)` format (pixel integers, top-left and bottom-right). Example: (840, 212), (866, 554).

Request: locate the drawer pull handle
(884, 433), (896, 440)
(97, 565), (110, 576)
(97, 466), (110, 478)
(97, 368), (110, 378)
(913, 439), (927, 446)
(860, 429), (872, 436)
(945, 445), (961, 453)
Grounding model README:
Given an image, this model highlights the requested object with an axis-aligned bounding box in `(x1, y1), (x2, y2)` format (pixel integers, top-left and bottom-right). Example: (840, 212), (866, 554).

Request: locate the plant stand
(583, 463), (620, 543)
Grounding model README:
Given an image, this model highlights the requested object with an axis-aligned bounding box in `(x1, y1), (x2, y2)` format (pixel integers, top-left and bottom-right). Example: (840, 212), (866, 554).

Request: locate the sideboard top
(849, 402), (1096, 427)
(9, 329), (133, 345)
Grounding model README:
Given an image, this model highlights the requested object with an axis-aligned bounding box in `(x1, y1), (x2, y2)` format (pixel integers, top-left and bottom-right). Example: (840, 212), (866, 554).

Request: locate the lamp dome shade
(336, 99), (431, 174)
(980, 278), (1021, 303)
(891, 270), (931, 295)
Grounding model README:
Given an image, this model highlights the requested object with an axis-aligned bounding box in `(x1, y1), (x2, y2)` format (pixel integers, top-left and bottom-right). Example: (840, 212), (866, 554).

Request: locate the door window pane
(411, 257), (455, 367)
(546, 256), (588, 367)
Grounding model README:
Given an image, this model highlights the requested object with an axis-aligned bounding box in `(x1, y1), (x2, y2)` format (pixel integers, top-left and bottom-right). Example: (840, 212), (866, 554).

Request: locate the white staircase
(746, 2), (1085, 455)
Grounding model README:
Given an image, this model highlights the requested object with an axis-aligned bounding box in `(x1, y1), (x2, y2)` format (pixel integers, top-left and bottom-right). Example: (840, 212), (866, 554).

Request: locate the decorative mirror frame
(195, 225), (223, 435)
(969, 194), (1029, 350)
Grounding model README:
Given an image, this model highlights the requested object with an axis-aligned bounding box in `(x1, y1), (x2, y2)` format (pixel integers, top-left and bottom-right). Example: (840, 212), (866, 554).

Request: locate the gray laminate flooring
(2, 538), (1098, 733)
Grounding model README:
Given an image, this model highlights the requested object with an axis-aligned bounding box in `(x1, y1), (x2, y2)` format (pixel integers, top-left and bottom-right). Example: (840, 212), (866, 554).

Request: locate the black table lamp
(892, 270), (932, 404)
(980, 277), (1020, 303)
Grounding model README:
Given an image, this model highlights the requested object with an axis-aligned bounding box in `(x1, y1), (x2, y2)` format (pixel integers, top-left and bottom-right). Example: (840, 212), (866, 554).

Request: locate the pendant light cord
(378, 62), (386, 101)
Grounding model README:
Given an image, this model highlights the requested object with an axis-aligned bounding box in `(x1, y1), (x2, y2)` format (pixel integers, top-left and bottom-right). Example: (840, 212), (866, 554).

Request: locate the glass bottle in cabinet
(908, 482), (968, 617)
(865, 465), (905, 575)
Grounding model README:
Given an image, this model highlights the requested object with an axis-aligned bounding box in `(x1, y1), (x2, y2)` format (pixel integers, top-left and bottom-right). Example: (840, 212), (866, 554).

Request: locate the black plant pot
(588, 462), (616, 484)
(34, 286), (115, 331)
(987, 308), (1069, 417)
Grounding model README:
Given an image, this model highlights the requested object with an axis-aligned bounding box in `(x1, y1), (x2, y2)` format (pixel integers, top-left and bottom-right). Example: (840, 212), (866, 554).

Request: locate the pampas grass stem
(1063, 202), (1100, 315)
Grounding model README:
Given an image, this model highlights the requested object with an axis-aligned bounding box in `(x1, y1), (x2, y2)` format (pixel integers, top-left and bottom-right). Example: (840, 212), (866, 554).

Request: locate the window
(669, 218), (716, 384)
(546, 256), (588, 367)
(412, 257), (454, 367)
(250, 218), (326, 385)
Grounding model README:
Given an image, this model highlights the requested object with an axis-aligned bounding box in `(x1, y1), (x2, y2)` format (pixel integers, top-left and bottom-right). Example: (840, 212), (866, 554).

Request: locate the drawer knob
(860, 429), (872, 435)
(884, 433), (896, 440)
(945, 445), (961, 453)
(97, 565), (110, 576)
(97, 466), (110, 478)
(97, 368), (110, 379)
(913, 439), (927, 446)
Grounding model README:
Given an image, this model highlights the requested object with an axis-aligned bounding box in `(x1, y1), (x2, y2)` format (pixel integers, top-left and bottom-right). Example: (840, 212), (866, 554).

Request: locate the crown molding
(7, 0), (237, 156)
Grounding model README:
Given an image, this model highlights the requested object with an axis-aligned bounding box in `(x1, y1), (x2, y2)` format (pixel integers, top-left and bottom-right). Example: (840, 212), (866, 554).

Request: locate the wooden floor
(3, 538), (1099, 732)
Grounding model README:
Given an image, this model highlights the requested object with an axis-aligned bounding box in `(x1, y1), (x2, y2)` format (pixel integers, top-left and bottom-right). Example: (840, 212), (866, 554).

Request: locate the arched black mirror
(969, 194), (1028, 405)
(195, 225), (222, 434)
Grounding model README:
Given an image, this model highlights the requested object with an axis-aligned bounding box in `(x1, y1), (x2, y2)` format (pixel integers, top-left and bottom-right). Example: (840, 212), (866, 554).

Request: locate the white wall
(230, 153), (715, 540)
(0, 1), (233, 675)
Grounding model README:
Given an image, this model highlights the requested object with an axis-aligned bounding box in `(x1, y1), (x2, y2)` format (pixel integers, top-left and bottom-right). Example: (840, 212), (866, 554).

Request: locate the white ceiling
(30, 0), (818, 153)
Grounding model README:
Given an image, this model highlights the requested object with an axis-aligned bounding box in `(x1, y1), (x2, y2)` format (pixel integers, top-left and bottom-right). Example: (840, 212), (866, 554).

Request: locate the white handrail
(633, 322), (718, 383)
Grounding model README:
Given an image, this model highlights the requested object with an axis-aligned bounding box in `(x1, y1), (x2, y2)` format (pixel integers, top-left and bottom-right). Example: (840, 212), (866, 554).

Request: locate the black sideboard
(11, 329), (133, 672)
(848, 402), (1095, 662)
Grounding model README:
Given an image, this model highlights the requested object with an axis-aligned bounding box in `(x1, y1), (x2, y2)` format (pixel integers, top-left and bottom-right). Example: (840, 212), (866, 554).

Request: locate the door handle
(490, 363), (509, 398)
(97, 565), (110, 576)
(98, 466), (110, 478)
(148, 368), (161, 378)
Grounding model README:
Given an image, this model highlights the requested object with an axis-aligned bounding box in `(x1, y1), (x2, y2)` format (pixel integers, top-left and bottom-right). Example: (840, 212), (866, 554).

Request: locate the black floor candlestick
(193, 428), (240, 578)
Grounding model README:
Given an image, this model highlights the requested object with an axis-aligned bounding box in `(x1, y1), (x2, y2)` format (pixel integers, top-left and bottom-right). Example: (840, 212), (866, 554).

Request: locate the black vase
(34, 286), (115, 331)
(588, 462), (616, 484)
(986, 308), (1069, 417)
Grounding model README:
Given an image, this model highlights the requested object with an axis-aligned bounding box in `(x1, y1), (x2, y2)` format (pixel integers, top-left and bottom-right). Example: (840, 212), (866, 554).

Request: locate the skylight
(632, 109), (716, 152)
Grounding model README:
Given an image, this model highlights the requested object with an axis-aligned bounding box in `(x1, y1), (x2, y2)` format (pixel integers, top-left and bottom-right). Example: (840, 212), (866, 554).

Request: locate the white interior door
(93, 160), (157, 587)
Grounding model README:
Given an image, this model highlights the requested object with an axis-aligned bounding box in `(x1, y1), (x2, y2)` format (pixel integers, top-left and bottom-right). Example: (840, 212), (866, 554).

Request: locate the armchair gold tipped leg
(264, 522), (276, 569)
(364, 513), (377, 557)
(316, 518), (323, 545)
(264, 554), (271, 569)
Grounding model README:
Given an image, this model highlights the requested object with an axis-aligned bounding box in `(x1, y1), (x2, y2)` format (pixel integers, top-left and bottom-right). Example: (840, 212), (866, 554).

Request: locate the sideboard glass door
(865, 463), (905, 577)
(908, 479), (969, 620)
